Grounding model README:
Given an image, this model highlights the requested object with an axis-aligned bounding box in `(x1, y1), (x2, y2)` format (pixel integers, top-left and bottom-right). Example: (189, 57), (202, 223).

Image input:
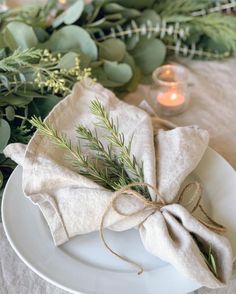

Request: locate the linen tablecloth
(0, 58), (236, 294)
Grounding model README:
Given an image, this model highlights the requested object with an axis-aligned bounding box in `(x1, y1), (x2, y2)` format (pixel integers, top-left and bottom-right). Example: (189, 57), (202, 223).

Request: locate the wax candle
(157, 92), (185, 107)
(150, 64), (189, 116)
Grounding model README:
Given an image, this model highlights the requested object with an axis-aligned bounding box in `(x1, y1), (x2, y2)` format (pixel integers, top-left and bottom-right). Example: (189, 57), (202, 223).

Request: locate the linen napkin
(4, 78), (233, 288)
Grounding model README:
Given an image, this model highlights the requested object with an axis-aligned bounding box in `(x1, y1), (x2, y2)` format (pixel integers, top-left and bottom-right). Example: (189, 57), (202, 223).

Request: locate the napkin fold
(4, 78), (233, 288)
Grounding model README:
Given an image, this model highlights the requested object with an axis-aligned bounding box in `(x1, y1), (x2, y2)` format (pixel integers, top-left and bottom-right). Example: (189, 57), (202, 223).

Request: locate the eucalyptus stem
(0, 114), (28, 121)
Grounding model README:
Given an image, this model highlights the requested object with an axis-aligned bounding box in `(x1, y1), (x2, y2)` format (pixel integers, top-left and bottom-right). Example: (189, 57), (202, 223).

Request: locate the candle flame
(170, 93), (177, 101)
(58, 0), (67, 4)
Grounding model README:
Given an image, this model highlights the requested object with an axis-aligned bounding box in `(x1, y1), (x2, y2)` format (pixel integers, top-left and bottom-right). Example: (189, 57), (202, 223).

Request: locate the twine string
(99, 181), (226, 274)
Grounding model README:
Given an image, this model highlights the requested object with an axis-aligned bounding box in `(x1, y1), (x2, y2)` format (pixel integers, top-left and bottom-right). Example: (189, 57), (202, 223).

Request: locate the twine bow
(100, 182), (226, 274)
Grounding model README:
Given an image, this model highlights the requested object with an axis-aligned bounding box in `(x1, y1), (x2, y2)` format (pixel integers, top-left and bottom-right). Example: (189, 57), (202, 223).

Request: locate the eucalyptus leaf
(0, 95), (33, 107)
(45, 26), (97, 61)
(86, 18), (106, 27)
(136, 9), (160, 26)
(87, 0), (104, 23)
(53, 0), (84, 28)
(131, 38), (166, 75)
(57, 52), (78, 69)
(163, 15), (193, 23)
(34, 28), (49, 43)
(93, 61), (133, 88)
(89, 19), (126, 29)
(121, 52), (136, 71)
(125, 35), (140, 51)
(5, 106), (15, 121)
(34, 96), (61, 119)
(0, 119), (11, 153)
(103, 61), (133, 84)
(125, 66), (141, 92)
(3, 22), (38, 50)
(99, 39), (126, 62)
(95, 76), (125, 88)
(103, 3), (125, 13)
(104, 3), (140, 18)
(121, 9), (141, 19)
(105, 13), (123, 21)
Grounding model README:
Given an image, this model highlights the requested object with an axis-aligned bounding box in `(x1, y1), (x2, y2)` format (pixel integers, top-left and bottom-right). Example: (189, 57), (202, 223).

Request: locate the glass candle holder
(150, 64), (190, 117)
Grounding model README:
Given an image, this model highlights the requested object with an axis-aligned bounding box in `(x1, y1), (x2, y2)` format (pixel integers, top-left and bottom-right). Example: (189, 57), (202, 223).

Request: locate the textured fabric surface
(1, 56), (236, 293)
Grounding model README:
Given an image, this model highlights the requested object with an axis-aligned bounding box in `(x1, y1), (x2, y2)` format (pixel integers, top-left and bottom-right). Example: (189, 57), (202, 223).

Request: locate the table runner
(0, 58), (236, 293)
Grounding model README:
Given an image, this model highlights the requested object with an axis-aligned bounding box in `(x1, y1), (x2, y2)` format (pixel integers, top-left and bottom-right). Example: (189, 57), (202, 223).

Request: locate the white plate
(2, 148), (236, 294)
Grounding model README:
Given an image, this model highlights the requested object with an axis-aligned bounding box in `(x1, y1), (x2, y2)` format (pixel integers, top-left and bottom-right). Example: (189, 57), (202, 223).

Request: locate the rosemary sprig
(77, 127), (126, 174)
(90, 99), (151, 200)
(30, 99), (151, 200)
(0, 48), (41, 72)
(192, 234), (218, 278)
(155, 0), (211, 16)
(30, 116), (116, 190)
(90, 99), (143, 180)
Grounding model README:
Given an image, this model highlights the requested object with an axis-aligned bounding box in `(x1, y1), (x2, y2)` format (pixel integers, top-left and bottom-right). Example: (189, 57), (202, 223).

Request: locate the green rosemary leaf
(31, 100), (152, 199)
(90, 98), (151, 199)
(192, 235), (218, 278)
(0, 48), (41, 72)
(10, 125), (32, 144)
(155, 0), (212, 16)
(209, 246), (218, 277)
(30, 116), (118, 191)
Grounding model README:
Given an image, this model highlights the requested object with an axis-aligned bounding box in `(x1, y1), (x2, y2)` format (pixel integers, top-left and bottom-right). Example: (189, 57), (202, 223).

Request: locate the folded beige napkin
(4, 78), (233, 288)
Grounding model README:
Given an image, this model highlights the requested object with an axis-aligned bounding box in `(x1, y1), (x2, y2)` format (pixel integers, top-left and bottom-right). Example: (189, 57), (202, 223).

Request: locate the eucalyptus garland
(0, 0), (236, 189)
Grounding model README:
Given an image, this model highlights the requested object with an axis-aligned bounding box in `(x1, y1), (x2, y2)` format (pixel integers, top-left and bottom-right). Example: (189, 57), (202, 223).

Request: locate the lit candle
(156, 91), (186, 116)
(157, 91), (185, 107)
(150, 64), (189, 116)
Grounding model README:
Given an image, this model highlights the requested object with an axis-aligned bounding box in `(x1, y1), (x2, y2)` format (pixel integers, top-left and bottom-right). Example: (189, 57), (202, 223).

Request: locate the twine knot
(100, 182), (226, 275)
